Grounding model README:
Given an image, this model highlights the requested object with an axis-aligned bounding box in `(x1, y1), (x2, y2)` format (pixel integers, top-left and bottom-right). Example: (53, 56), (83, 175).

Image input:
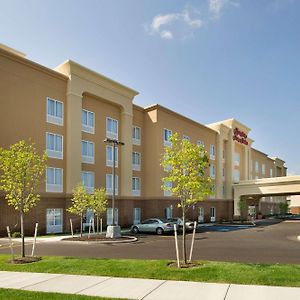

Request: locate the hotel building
(0, 44), (287, 234)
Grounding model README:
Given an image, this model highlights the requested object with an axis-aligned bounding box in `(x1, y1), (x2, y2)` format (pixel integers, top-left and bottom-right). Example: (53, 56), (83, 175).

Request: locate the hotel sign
(233, 128), (248, 145)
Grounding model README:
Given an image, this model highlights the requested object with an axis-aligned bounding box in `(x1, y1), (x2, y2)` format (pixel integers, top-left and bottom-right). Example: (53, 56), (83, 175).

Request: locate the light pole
(104, 138), (124, 238)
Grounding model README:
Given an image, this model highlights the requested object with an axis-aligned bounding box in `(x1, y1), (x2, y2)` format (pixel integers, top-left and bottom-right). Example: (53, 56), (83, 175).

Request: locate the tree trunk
(182, 208), (187, 264)
(20, 210), (25, 258)
(97, 214), (99, 235)
(80, 214), (83, 238)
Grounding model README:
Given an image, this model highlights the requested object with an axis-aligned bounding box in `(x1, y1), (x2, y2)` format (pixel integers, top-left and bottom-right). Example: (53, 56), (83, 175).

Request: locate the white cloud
(209, 0), (239, 20)
(148, 8), (203, 40)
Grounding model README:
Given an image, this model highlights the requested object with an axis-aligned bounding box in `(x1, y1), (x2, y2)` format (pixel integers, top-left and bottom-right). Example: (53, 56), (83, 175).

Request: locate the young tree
(0, 140), (47, 258)
(67, 183), (90, 237)
(90, 188), (108, 234)
(279, 202), (289, 215)
(161, 133), (212, 265)
(238, 199), (247, 222)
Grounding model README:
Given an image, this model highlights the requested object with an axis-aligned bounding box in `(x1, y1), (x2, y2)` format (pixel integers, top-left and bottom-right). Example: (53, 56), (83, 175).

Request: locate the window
(197, 140), (204, 147)
(222, 149), (225, 161)
(234, 152), (240, 166)
(106, 146), (118, 167)
(106, 174), (118, 195)
(233, 169), (240, 183)
(164, 181), (172, 196)
(81, 171), (94, 194)
(210, 185), (215, 199)
(222, 184), (225, 197)
(132, 126), (141, 145)
(210, 144), (215, 160)
(132, 152), (141, 171)
(106, 117), (118, 139)
(255, 161), (259, 173)
(107, 208), (118, 226)
(133, 208), (141, 225)
(46, 208), (63, 234)
(183, 135), (190, 141)
(262, 164), (266, 175)
(164, 129), (172, 146)
(270, 168), (273, 177)
(81, 140), (94, 164)
(46, 133), (63, 159)
(82, 109), (95, 134)
(47, 98), (63, 126)
(132, 177), (141, 196)
(46, 167), (63, 192)
(222, 168), (225, 180)
(210, 164), (215, 179)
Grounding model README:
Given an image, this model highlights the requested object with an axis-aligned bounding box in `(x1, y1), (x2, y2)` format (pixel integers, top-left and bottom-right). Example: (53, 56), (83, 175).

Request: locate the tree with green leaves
(90, 188), (108, 234)
(67, 183), (90, 237)
(279, 202), (289, 215)
(0, 140), (47, 258)
(161, 133), (212, 265)
(238, 199), (247, 222)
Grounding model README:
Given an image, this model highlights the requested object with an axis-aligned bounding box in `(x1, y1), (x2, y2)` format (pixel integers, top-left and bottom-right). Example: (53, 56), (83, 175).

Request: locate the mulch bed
(63, 235), (130, 242)
(9, 256), (42, 264)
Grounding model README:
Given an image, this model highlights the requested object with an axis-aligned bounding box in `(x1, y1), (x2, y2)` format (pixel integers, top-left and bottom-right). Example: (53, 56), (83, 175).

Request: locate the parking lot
(1, 219), (300, 264)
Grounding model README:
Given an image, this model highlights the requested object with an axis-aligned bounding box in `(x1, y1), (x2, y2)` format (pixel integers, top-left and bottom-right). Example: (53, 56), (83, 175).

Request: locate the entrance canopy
(233, 176), (300, 216)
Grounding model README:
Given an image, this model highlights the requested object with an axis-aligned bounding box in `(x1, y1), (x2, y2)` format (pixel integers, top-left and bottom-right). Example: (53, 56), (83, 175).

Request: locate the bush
(11, 232), (21, 238)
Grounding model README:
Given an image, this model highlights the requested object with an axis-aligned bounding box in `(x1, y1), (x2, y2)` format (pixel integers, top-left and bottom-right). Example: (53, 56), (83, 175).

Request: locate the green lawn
(0, 289), (126, 300)
(0, 255), (299, 287)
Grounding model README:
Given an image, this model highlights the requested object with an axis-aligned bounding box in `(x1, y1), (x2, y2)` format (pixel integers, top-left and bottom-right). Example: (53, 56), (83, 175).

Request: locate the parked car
(131, 218), (176, 235)
(167, 217), (196, 232)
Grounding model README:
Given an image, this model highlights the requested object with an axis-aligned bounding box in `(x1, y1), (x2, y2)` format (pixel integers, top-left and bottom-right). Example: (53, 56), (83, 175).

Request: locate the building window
(106, 174), (118, 195)
(106, 145), (118, 167)
(106, 117), (118, 139)
(46, 133), (63, 159)
(46, 208), (63, 234)
(255, 161), (259, 173)
(164, 180), (172, 196)
(210, 185), (215, 199)
(82, 109), (95, 134)
(47, 98), (63, 126)
(46, 167), (63, 192)
(107, 208), (118, 225)
(81, 171), (94, 194)
(234, 169), (240, 183)
(210, 164), (215, 179)
(81, 140), (94, 164)
(132, 126), (141, 145)
(262, 164), (266, 175)
(234, 152), (240, 166)
(183, 135), (190, 141)
(222, 168), (225, 181)
(164, 129), (172, 146)
(210, 144), (215, 160)
(270, 168), (273, 177)
(132, 177), (141, 196)
(133, 208), (141, 225)
(222, 184), (225, 197)
(132, 152), (141, 171)
(197, 140), (204, 147)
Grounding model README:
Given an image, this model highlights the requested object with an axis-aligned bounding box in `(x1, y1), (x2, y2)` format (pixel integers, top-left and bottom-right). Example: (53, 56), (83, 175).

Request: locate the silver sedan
(131, 218), (175, 235)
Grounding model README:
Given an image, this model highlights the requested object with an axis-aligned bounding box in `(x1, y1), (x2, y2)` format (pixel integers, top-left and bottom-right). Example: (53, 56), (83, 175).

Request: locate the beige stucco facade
(0, 44), (292, 234)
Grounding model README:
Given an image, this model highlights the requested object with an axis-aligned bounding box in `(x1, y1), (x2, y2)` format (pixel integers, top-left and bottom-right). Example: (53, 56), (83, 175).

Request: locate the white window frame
(234, 152), (240, 166)
(262, 163), (266, 175)
(132, 177), (141, 196)
(107, 208), (118, 225)
(164, 180), (172, 197)
(81, 171), (94, 194)
(46, 132), (63, 159)
(210, 164), (215, 179)
(46, 208), (63, 234)
(106, 117), (118, 139)
(133, 208), (141, 225)
(233, 169), (240, 183)
(183, 135), (190, 141)
(106, 174), (118, 195)
(210, 144), (215, 160)
(132, 152), (141, 171)
(197, 140), (204, 147)
(132, 126), (141, 145)
(81, 140), (95, 164)
(46, 167), (63, 193)
(82, 109), (95, 134)
(46, 97), (63, 126)
(106, 145), (118, 167)
(164, 129), (172, 147)
(270, 168), (273, 177)
(255, 161), (259, 173)
(222, 168), (225, 181)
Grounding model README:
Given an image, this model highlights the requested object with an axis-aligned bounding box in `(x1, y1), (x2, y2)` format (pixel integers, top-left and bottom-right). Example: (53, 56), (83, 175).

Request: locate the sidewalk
(1, 271), (300, 299)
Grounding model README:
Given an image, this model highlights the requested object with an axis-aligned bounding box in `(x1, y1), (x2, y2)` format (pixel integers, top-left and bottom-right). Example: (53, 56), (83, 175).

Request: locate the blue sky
(0, 0), (299, 174)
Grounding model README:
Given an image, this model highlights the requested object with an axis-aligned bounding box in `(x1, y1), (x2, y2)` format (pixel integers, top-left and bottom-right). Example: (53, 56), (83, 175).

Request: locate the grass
(0, 289), (126, 300)
(0, 254), (299, 287)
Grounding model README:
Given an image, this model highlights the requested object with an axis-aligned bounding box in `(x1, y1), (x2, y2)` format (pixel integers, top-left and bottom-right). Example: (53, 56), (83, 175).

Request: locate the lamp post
(104, 138), (124, 238)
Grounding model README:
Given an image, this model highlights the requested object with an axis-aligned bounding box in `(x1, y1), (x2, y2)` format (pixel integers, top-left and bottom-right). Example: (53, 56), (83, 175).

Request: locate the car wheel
(156, 227), (164, 235)
(132, 226), (139, 234)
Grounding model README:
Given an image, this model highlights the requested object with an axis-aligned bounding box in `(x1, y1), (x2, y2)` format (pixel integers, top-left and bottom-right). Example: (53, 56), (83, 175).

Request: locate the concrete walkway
(1, 271), (300, 299)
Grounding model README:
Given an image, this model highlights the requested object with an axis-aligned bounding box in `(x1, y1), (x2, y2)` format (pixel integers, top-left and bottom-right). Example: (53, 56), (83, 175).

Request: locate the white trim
(82, 109), (95, 134)
(132, 126), (141, 146)
(46, 132), (63, 160)
(132, 177), (141, 196)
(46, 97), (64, 126)
(106, 117), (118, 139)
(81, 140), (95, 164)
(46, 167), (63, 193)
(46, 208), (63, 234)
(132, 151), (141, 171)
(81, 171), (95, 194)
(106, 174), (118, 195)
(163, 128), (172, 147)
(106, 145), (118, 167)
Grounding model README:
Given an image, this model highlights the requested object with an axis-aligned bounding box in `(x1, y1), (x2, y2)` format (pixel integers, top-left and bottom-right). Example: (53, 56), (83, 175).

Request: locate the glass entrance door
(198, 207), (204, 223)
